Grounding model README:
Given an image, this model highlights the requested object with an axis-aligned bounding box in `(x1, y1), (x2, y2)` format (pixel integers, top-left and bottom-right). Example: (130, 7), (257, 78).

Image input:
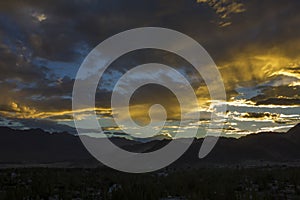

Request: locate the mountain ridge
(0, 124), (299, 168)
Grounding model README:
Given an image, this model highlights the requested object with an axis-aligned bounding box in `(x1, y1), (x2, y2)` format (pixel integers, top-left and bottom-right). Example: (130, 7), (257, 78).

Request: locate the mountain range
(0, 124), (299, 168)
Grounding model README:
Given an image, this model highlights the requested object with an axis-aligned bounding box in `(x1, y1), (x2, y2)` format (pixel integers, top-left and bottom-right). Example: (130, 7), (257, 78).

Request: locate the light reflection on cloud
(0, 98), (299, 140)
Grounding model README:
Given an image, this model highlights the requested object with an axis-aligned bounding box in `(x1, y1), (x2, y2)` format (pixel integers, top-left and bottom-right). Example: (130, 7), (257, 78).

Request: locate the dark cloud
(0, 0), (300, 129)
(241, 112), (279, 119)
(255, 98), (300, 106)
(197, 0), (246, 27)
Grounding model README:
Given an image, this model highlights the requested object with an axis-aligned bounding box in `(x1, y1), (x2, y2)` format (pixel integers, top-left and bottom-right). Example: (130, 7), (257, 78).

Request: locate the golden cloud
(219, 48), (300, 91)
(0, 101), (112, 121)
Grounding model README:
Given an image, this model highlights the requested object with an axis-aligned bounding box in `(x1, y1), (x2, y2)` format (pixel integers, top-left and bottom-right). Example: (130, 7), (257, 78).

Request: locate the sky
(0, 0), (299, 139)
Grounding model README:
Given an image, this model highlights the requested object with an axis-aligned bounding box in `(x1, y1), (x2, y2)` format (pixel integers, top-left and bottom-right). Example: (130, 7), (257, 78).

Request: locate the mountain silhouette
(0, 124), (299, 168)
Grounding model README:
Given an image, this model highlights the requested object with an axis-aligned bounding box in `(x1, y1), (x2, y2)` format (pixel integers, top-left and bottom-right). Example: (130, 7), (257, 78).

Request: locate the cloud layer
(0, 0), (299, 135)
